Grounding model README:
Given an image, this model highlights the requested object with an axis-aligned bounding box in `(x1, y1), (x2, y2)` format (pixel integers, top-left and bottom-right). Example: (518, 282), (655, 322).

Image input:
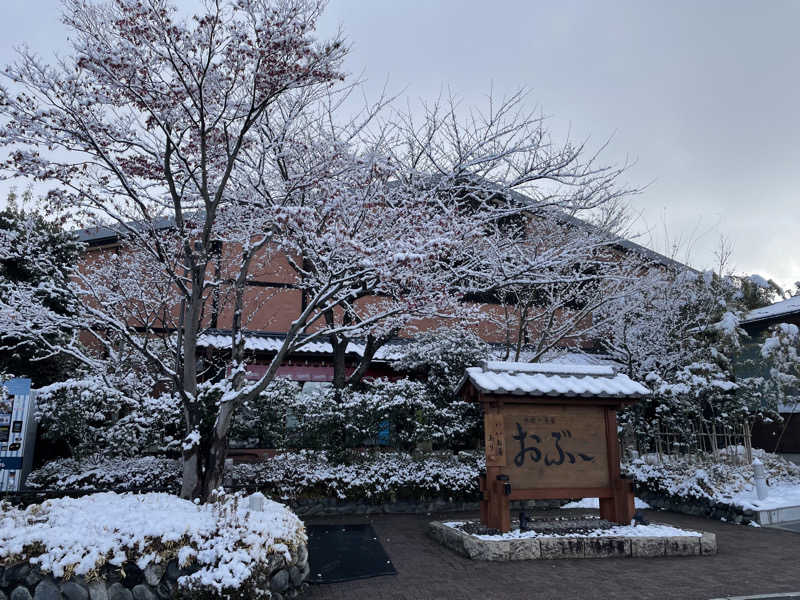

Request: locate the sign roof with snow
(458, 361), (650, 398)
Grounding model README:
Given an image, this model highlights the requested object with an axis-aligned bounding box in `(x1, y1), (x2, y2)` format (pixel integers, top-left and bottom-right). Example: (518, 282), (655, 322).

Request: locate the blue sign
(2, 378), (31, 396)
(377, 419), (390, 445)
(0, 457), (22, 471)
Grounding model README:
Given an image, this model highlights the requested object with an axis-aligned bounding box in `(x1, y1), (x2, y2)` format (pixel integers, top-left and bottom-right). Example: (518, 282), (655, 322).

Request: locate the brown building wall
(79, 241), (598, 351)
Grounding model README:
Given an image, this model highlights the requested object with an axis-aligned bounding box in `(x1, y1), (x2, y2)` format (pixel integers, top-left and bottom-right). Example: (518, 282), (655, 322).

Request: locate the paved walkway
(305, 508), (800, 600)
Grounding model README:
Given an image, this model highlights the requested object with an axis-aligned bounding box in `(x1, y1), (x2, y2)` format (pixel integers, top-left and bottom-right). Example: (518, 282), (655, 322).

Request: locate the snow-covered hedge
(26, 451), (485, 502)
(229, 450), (484, 502)
(210, 376), (481, 452)
(0, 492), (308, 598)
(25, 455), (181, 492)
(289, 380), (481, 451)
(624, 449), (800, 508)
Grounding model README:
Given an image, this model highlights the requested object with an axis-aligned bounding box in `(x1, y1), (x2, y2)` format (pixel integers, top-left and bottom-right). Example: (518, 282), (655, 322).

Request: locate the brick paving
(305, 509), (800, 600)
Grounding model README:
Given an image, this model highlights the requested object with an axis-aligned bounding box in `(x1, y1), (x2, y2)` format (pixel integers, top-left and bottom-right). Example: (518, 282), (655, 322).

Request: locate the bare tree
(313, 90), (640, 384)
(0, 0), (636, 498)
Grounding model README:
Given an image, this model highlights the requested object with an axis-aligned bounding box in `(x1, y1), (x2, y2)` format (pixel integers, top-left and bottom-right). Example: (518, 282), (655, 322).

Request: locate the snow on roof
(741, 295), (800, 325)
(489, 348), (621, 368)
(197, 332), (406, 360)
(460, 361), (650, 398)
(482, 360), (615, 376)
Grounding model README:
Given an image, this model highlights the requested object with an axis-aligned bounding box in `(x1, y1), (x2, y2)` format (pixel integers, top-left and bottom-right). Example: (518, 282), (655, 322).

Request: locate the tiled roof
(197, 332), (407, 360)
(459, 361), (650, 398)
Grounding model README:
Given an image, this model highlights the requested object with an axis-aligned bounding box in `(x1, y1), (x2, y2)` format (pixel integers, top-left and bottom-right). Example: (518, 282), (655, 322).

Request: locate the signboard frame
(464, 387), (637, 532)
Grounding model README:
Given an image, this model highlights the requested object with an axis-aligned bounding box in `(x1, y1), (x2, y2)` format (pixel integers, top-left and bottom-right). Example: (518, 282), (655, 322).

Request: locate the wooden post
(485, 465), (511, 532)
(479, 475), (488, 525)
(482, 400), (511, 531)
(599, 408), (635, 525)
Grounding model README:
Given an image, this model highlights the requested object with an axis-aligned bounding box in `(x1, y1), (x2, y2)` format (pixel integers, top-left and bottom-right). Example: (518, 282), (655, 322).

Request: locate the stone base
(428, 521), (717, 561)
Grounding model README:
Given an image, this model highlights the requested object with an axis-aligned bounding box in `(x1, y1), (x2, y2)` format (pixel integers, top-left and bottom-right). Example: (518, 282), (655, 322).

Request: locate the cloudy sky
(1, 0), (798, 287)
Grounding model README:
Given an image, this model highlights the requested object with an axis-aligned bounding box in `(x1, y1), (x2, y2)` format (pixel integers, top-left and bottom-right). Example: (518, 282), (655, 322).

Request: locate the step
(755, 505), (800, 525)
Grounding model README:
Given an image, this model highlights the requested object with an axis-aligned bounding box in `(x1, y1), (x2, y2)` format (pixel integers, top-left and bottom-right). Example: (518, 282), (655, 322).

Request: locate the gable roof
(76, 214), (186, 246)
(741, 295), (800, 327)
(457, 360), (650, 398)
(75, 196), (691, 272)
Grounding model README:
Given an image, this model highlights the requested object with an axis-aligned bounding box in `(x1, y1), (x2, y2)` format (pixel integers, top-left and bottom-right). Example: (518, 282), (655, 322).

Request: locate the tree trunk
(179, 260), (205, 499)
(202, 433), (229, 499)
(181, 407), (203, 499)
(326, 308), (349, 390)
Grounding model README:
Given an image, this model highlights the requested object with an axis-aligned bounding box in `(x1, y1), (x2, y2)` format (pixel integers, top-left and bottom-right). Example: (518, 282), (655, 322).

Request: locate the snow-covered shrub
(228, 378), (301, 448)
(292, 379), (433, 451)
(0, 371), (13, 413)
(291, 378), (481, 451)
(393, 327), (489, 399)
(36, 378), (183, 459)
(0, 195), (84, 387)
(36, 378), (133, 458)
(760, 322), (800, 411)
(0, 491), (306, 597)
(624, 449), (800, 507)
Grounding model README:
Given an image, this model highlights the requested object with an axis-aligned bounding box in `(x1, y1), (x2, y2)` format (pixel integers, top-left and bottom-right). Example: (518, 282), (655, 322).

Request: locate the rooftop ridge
(479, 360), (616, 378)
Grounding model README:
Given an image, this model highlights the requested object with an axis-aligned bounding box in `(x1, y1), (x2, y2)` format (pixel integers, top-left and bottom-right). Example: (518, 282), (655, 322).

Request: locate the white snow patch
(442, 522), (701, 541)
(561, 497), (651, 510)
(728, 482), (800, 511)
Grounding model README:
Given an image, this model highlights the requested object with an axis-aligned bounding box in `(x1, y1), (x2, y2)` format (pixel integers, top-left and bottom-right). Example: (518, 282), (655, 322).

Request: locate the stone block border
(428, 521), (717, 561)
(291, 497), (563, 517)
(0, 541), (310, 600)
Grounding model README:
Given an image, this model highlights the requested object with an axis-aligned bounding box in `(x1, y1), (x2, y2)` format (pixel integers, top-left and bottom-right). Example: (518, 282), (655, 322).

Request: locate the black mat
(306, 523), (397, 583)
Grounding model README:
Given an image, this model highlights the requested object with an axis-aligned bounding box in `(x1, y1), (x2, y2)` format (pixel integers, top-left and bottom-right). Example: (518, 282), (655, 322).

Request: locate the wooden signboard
(474, 396), (636, 532)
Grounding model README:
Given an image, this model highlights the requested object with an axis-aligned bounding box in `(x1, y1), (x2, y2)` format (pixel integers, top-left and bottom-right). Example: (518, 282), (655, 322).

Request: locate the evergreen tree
(0, 190), (83, 386)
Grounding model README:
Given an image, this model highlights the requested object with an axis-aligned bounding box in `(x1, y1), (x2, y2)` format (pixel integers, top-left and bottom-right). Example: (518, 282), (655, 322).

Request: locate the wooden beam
(508, 487), (613, 500)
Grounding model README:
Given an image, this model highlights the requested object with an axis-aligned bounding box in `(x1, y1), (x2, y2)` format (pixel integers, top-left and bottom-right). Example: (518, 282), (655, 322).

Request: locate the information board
(0, 378), (35, 492)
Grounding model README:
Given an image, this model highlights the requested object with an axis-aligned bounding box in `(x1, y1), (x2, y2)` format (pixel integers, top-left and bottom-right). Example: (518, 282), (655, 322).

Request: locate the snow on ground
(561, 497), (651, 510)
(0, 492), (305, 592)
(442, 521), (701, 540)
(728, 482), (800, 511)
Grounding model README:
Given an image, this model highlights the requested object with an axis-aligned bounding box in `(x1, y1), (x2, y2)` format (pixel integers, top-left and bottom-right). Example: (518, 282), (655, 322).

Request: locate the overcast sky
(1, 1), (798, 288)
